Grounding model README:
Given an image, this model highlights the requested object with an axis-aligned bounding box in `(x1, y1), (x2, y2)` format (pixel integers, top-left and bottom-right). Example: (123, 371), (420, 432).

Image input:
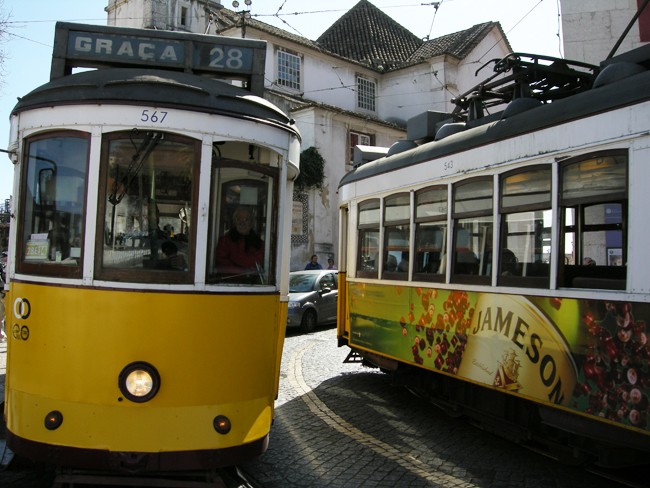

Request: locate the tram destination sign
(51, 23), (266, 95)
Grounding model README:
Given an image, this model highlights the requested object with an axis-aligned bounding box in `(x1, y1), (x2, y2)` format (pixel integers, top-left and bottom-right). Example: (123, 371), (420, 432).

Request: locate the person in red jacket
(215, 207), (264, 280)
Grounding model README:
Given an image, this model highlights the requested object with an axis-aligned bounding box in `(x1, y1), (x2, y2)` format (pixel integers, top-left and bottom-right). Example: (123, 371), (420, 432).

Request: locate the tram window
(451, 178), (492, 285)
(357, 199), (380, 278)
(17, 133), (90, 278)
(558, 152), (627, 290)
(95, 132), (200, 284)
(207, 146), (278, 286)
(414, 186), (447, 282)
(498, 167), (551, 288)
(383, 193), (410, 280)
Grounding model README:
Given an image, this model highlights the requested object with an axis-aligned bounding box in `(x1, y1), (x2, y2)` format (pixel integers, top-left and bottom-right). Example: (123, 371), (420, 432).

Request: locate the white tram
(4, 23), (300, 472)
(337, 44), (650, 465)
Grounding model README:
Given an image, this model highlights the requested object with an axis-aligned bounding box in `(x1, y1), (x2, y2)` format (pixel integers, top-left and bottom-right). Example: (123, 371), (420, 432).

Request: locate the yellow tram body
(5, 282), (286, 453)
(3, 23), (300, 471)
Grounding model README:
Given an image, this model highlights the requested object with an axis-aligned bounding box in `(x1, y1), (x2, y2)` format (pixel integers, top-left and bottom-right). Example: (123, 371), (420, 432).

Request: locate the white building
(106, 0), (511, 270)
(561, 0), (650, 64)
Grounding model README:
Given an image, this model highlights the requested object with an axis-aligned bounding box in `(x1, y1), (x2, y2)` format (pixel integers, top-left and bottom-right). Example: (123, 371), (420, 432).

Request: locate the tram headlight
(118, 361), (161, 403)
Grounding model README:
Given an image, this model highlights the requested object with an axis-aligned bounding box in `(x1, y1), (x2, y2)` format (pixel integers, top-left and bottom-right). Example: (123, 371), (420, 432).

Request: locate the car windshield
(289, 273), (316, 292)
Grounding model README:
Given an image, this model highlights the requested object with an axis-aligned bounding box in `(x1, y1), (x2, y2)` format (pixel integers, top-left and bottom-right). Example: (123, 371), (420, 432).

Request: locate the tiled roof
(214, 2), (510, 73)
(316, 0), (423, 70)
(408, 22), (510, 62)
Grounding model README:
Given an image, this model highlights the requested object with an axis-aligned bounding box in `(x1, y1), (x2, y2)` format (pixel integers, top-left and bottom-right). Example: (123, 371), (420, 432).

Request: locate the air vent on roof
(434, 122), (466, 141)
(387, 140), (417, 157)
(593, 62), (646, 88)
(502, 97), (542, 118)
(353, 145), (389, 168)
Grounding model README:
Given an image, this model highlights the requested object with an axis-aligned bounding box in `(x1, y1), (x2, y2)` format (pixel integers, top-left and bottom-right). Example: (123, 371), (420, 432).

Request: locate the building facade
(105, 0), (511, 270)
(561, 0), (650, 64)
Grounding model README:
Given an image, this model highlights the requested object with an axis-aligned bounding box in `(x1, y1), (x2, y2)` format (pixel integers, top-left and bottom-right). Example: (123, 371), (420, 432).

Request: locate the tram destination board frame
(51, 22), (266, 95)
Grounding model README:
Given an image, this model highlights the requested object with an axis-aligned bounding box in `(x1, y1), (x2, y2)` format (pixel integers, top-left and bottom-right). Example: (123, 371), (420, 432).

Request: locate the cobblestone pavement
(241, 327), (635, 488)
(0, 325), (643, 487)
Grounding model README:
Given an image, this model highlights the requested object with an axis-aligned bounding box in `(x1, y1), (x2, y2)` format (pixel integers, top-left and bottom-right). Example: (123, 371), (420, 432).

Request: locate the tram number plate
(25, 239), (49, 260)
(140, 110), (168, 124)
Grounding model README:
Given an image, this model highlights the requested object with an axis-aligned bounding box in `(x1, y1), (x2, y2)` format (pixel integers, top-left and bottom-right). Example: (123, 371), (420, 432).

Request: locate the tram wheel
(300, 310), (317, 333)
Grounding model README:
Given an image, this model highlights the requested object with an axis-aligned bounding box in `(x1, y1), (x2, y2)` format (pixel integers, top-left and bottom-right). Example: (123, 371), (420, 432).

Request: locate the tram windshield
(96, 131), (199, 283)
(18, 133), (89, 277)
(207, 142), (279, 286)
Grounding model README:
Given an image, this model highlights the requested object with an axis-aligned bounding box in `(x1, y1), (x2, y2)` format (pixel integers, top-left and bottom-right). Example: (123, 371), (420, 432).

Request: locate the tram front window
(18, 133), (89, 278)
(207, 143), (279, 286)
(95, 131), (199, 283)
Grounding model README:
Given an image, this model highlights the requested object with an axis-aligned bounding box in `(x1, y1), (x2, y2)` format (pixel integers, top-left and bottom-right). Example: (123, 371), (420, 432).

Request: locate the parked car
(287, 270), (338, 332)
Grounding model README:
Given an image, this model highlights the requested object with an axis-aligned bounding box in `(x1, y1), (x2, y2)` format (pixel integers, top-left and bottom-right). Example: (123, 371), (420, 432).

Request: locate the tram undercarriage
(349, 346), (650, 468)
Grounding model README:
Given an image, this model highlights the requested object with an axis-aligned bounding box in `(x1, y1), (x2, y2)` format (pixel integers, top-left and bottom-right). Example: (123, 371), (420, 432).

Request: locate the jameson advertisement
(348, 283), (650, 433)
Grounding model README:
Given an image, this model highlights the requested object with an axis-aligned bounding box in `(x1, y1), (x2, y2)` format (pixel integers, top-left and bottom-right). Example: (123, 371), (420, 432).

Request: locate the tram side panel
(337, 138), (650, 456)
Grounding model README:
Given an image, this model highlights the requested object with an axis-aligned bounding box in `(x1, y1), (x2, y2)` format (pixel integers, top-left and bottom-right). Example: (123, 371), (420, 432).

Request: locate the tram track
(287, 333), (650, 488)
(286, 337), (478, 488)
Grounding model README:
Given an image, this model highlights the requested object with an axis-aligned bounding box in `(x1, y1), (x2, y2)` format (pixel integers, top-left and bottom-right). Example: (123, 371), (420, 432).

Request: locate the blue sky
(0, 0), (563, 204)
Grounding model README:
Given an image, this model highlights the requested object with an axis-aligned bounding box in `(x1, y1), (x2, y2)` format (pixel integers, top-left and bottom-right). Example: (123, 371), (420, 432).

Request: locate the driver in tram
(215, 207), (264, 279)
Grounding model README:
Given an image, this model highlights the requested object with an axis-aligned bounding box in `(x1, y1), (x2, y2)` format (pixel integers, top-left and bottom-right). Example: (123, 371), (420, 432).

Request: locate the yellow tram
(3, 23), (300, 472)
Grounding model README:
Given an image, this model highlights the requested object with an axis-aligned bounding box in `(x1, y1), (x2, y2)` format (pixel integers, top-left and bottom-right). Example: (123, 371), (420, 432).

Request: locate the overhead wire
(476, 0), (547, 63)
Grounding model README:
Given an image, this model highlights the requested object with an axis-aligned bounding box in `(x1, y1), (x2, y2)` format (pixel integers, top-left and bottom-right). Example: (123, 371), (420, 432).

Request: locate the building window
(349, 131), (372, 165)
(357, 76), (376, 112)
(180, 6), (188, 27)
(638, 0), (650, 42)
(277, 50), (301, 90)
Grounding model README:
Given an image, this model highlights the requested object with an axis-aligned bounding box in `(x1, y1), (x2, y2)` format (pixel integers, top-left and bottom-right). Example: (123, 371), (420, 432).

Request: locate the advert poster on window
(348, 282), (650, 433)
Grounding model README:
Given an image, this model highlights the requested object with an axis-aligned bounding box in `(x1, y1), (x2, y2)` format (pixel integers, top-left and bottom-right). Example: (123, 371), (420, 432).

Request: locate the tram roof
(339, 47), (650, 189)
(12, 68), (297, 133)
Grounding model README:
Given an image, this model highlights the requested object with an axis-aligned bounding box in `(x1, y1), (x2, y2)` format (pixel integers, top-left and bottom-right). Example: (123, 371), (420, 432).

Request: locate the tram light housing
(213, 415), (232, 434)
(45, 410), (63, 430)
(118, 361), (161, 403)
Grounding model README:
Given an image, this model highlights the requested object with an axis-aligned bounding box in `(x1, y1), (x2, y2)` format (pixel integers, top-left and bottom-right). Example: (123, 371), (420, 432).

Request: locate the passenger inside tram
(215, 206), (265, 282)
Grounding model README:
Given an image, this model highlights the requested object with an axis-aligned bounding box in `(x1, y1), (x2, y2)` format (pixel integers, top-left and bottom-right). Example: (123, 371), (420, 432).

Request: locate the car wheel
(300, 309), (317, 333)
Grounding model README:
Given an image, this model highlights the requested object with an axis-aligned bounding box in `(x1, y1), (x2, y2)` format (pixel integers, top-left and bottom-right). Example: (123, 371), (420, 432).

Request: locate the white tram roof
(12, 68), (298, 135)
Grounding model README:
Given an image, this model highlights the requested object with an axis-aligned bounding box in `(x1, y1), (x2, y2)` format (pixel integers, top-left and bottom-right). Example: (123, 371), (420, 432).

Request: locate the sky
(0, 0), (564, 203)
